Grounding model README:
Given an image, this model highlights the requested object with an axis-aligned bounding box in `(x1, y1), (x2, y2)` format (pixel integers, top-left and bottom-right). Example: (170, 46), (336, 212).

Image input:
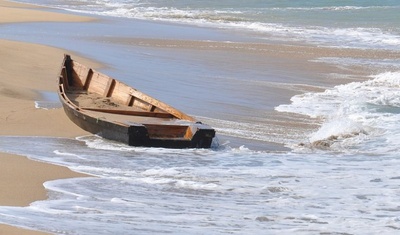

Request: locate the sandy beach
(0, 1), (97, 234)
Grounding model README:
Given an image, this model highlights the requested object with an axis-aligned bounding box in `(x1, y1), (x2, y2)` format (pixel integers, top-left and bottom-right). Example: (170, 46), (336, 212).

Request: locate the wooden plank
(60, 67), (69, 90)
(127, 96), (135, 106)
(144, 124), (190, 139)
(184, 126), (194, 139)
(130, 89), (195, 121)
(74, 63), (92, 89)
(70, 62), (88, 87)
(132, 98), (152, 111)
(87, 73), (110, 95)
(69, 61), (193, 121)
(81, 107), (175, 118)
(83, 69), (93, 90)
(112, 81), (132, 104)
(105, 79), (116, 97)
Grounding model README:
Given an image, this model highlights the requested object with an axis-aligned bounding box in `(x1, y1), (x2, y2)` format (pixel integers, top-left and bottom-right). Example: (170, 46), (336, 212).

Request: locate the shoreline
(0, 0), (94, 23)
(0, 0), (99, 234)
(0, 152), (89, 205)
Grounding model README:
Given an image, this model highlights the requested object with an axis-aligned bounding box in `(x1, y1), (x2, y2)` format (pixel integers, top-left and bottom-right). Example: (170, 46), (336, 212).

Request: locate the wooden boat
(57, 54), (215, 148)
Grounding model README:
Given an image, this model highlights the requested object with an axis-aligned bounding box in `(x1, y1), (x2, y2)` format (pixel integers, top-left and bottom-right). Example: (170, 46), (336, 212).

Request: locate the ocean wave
(71, 6), (245, 23)
(311, 57), (400, 70)
(19, 0), (399, 51)
(65, 5), (400, 51)
(276, 71), (400, 153)
(239, 23), (400, 50)
(2, 135), (400, 234)
(272, 5), (400, 12)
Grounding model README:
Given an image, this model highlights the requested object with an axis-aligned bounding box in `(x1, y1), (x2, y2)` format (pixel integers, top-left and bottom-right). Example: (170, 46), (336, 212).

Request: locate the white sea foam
(95, 6), (400, 50)
(278, 5), (398, 11)
(76, 135), (138, 152)
(2, 135), (400, 234)
(34, 101), (62, 110)
(276, 71), (400, 152)
(312, 57), (400, 71)
(54, 150), (86, 159)
(141, 167), (180, 177)
(175, 180), (218, 190)
(26, 0), (400, 51)
(197, 116), (307, 146)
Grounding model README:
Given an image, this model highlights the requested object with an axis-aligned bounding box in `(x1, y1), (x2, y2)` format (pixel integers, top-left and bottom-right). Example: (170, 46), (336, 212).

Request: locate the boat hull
(61, 101), (215, 148)
(58, 55), (215, 148)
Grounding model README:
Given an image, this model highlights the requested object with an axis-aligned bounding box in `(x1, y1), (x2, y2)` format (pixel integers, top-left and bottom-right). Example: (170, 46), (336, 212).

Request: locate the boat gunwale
(57, 54), (216, 148)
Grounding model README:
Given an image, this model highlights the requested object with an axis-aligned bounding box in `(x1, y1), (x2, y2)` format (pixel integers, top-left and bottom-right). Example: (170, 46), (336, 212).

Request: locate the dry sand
(0, 1), (99, 234)
(0, 39), (100, 137)
(0, 0), (94, 23)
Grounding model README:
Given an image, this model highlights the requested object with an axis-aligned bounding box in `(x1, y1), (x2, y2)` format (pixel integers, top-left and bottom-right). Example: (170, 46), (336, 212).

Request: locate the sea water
(1, 136), (400, 234)
(1, 0), (400, 234)
(14, 0), (400, 50)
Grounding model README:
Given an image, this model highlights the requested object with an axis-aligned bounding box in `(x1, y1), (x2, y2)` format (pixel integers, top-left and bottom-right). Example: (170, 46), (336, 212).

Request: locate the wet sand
(106, 37), (400, 85)
(99, 35), (400, 149)
(0, 1), (97, 234)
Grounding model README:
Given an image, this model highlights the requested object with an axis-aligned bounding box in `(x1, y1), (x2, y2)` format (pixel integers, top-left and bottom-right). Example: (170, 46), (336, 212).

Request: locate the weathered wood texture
(58, 54), (215, 148)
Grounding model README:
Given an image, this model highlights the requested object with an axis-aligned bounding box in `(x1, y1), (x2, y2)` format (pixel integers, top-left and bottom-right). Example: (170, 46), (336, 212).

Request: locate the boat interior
(59, 57), (197, 140)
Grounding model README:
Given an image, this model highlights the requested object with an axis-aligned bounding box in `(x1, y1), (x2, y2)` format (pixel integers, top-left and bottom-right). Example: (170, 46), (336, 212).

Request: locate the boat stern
(126, 122), (215, 148)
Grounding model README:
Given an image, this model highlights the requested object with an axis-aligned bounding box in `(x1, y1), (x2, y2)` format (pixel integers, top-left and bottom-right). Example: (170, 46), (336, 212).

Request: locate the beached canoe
(57, 54), (215, 148)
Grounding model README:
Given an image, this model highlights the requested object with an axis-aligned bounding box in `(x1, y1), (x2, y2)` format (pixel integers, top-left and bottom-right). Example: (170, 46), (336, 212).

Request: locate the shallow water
(17, 0), (400, 51)
(35, 91), (62, 110)
(1, 136), (400, 234)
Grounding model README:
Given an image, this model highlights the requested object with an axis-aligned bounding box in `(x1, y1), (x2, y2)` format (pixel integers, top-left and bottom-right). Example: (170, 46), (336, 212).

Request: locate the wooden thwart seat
(81, 107), (175, 118)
